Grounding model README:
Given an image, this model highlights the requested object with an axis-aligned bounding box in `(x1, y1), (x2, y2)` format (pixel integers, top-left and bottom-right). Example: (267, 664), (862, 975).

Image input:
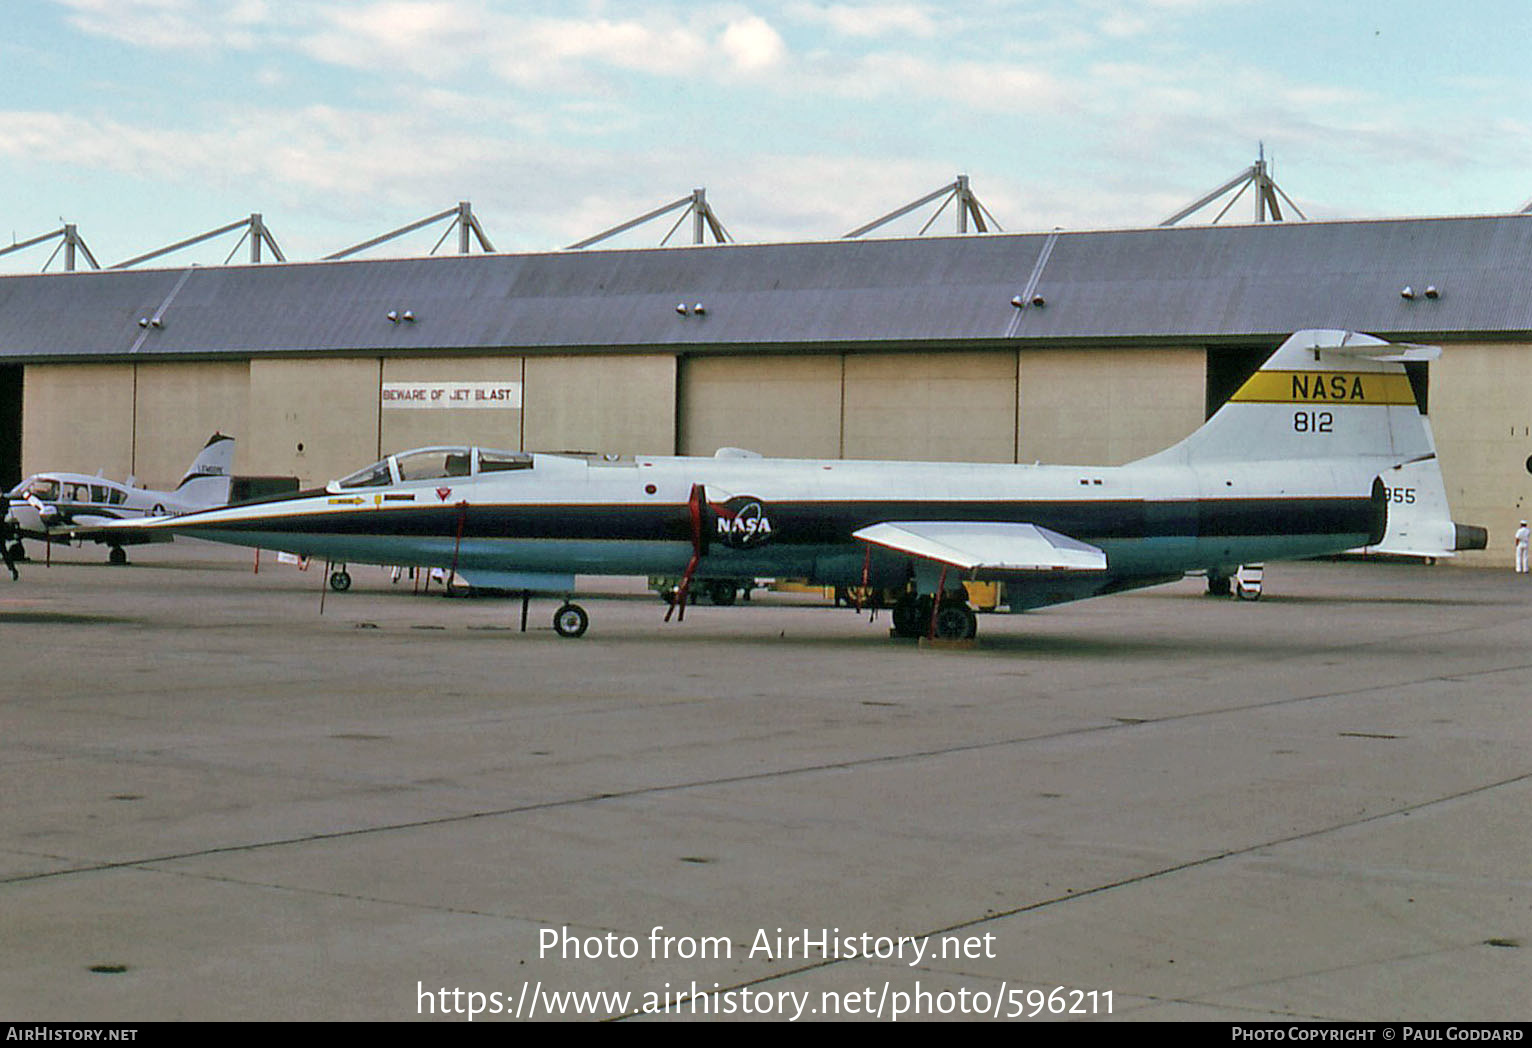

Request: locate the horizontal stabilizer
(853, 521), (1107, 576)
(1319, 339), (1441, 363)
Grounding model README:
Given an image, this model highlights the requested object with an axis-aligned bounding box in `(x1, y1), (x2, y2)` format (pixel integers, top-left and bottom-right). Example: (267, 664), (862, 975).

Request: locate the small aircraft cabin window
(336, 459), (396, 489)
(108, 488), (126, 505)
(25, 479), (59, 501)
(477, 449), (534, 473)
(64, 482), (91, 502)
(91, 485), (108, 503)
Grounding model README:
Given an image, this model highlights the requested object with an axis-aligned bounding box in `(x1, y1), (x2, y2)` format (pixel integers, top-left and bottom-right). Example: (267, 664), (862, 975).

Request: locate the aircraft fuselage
(166, 452), (1385, 610)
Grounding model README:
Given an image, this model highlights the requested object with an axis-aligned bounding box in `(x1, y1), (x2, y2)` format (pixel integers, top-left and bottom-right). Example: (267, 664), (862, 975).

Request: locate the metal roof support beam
(844, 175), (1002, 238)
(249, 213), (286, 262)
(62, 224), (101, 270)
(566, 189), (731, 250)
(112, 214), (285, 269)
(456, 201), (495, 253)
(0, 224), (101, 271)
(325, 202), (494, 262)
(1161, 145), (1308, 226)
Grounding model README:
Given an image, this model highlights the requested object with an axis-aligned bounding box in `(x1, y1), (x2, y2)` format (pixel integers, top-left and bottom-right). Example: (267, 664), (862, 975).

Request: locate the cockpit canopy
(331, 446), (533, 490)
(8, 477), (59, 501)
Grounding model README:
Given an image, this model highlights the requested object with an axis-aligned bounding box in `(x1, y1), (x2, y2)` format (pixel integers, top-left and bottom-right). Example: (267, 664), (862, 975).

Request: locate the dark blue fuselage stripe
(191, 496), (1380, 546)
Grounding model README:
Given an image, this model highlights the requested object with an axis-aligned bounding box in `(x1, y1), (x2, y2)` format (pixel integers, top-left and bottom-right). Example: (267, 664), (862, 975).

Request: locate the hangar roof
(1, 213), (1529, 362)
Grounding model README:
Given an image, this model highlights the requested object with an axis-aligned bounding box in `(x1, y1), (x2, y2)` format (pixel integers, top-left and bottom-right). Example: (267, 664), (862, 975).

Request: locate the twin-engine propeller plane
(117, 331), (1448, 639)
(7, 433), (235, 564)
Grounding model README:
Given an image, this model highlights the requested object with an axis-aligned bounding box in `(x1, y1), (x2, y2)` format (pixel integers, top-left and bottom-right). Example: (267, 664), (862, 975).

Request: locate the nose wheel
(553, 602), (589, 638)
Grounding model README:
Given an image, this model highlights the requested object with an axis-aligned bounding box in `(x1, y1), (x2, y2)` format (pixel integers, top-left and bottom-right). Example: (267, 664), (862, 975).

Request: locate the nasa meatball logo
(715, 496), (774, 549)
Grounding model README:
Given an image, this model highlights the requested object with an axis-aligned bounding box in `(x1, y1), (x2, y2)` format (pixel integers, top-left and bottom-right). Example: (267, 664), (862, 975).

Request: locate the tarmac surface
(1, 541), (1528, 1022)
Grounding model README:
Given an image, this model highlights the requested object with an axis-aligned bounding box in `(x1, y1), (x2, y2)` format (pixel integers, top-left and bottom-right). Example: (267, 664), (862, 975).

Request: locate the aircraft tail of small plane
(174, 433), (235, 509)
(1133, 329), (1437, 470)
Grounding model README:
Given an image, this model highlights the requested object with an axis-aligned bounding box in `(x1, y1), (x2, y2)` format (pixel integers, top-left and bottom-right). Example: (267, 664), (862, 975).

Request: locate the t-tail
(175, 433), (235, 509)
(1134, 329), (1437, 471)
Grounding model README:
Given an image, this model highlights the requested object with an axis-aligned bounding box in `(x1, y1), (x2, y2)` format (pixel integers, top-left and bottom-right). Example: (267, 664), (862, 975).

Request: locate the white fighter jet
(118, 331), (1441, 639)
(7, 433), (235, 564)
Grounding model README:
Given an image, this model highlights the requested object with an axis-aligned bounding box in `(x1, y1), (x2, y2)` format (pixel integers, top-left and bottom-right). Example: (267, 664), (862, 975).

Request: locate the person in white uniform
(1515, 520), (1530, 574)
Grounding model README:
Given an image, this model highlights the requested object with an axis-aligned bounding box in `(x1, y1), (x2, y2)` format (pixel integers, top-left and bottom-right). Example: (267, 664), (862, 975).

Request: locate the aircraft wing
(853, 521), (1107, 578)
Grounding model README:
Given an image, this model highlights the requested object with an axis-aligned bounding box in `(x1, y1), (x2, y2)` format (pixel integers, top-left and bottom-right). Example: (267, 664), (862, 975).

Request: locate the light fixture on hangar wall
(110, 213), (287, 268)
(843, 175), (1003, 238)
(566, 188), (733, 250)
(0, 223), (101, 271)
(324, 202), (496, 261)
(1160, 144), (1308, 226)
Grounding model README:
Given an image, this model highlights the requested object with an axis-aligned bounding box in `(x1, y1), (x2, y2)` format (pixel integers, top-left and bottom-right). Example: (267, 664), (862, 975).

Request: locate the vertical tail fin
(1134, 330), (1437, 467)
(175, 433), (236, 508)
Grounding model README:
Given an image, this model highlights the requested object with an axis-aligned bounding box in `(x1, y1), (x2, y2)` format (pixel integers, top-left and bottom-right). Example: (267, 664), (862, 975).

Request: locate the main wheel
(108, 546), (127, 566)
(329, 570), (352, 592)
(933, 601), (977, 640)
(8, 543), (25, 562)
(706, 580), (737, 606)
(553, 602), (589, 638)
(891, 594), (935, 638)
(1206, 573), (1231, 597)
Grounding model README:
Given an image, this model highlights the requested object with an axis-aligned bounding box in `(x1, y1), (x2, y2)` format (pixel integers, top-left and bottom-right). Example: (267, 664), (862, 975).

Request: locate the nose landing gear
(553, 602), (589, 638)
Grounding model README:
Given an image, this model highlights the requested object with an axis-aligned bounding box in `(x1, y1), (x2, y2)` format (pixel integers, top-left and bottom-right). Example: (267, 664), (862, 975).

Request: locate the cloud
(720, 15), (787, 71)
(12, 0), (1527, 265)
(786, 2), (939, 39)
(54, 0), (281, 51)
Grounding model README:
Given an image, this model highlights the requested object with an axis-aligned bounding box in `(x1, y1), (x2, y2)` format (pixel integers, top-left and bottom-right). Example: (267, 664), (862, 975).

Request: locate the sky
(1, 0), (1529, 271)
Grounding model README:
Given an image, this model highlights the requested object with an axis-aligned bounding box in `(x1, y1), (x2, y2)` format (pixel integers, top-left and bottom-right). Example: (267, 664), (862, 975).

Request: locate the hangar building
(1, 212), (1529, 566)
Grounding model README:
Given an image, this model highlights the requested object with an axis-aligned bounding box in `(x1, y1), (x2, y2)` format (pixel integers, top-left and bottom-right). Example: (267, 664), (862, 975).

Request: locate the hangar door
(0, 366), (20, 490)
(681, 351), (1020, 462)
(679, 355), (842, 458)
(1018, 347), (1204, 466)
(841, 351), (1017, 462)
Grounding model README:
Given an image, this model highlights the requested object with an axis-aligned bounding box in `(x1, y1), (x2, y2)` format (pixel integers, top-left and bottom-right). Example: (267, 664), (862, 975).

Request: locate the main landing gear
(889, 593), (978, 641)
(1207, 565), (1263, 601)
